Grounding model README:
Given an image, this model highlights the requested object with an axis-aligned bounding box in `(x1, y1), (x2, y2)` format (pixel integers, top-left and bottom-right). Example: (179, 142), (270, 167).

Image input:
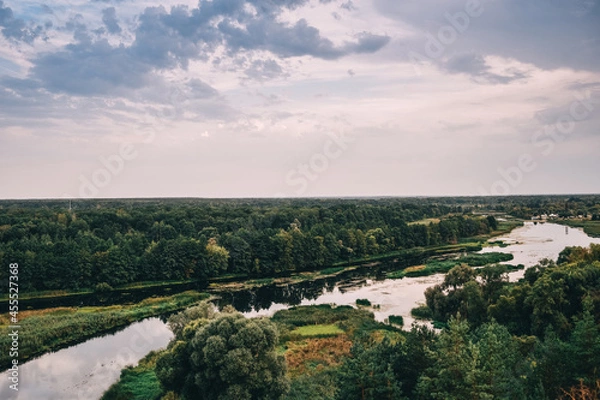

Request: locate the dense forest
(0, 198), (506, 293)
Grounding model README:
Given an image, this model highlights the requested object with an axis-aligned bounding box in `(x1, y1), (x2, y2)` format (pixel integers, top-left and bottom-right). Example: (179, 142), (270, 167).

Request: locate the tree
(206, 238), (230, 276)
(337, 338), (406, 400)
(486, 215), (498, 231)
(416, 316), (486, 400)
(569, 296), (600, 386)
(185, 313), (290, 400)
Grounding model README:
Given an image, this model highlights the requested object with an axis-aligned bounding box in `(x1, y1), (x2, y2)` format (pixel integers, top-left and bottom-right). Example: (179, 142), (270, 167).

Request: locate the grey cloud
(31, 40), (151, 95)
(443, 52), (528, 84)
(345, 32), (391, 54)
(102, 7), (121, 34)
(245, 59), (286, 81)
(187, 79), (219, 99)
(534, 87), (600, 127)
(0, 1), (44, 43)
(13, 0), (389, 98)
(377, 0), (600, 72)
(135, 1), (389, 63)
(340, 1), (356, 11)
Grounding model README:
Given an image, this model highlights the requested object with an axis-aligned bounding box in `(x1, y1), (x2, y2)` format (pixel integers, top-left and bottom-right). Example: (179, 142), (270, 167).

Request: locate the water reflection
(0, 318), (173, 400)
(480, 221), (600, 280)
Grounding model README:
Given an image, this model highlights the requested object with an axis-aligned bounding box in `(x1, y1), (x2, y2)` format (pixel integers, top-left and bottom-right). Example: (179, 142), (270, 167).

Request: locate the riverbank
(3, 219), (523, 310)
(0, 291), (209, 371)
(207, 220), (523, 292)
(555, 219), (600, 238)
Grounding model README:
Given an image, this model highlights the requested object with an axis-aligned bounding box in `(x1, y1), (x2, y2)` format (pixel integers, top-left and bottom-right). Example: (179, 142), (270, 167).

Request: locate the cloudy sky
(0, 0), (599, 199)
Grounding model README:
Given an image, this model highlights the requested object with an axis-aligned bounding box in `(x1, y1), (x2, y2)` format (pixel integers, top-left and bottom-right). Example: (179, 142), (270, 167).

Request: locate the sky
(0, 0), (599, 199)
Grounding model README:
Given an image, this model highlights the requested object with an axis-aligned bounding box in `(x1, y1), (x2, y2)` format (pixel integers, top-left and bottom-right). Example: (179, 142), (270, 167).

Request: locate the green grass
(101, 351), (163, 400)
(387, 252), (514, 279)
(247, 278), (275, 286)
(273, 304), (364, 327)
(0, 291), (209, 369)
(290, 324), (344, 338)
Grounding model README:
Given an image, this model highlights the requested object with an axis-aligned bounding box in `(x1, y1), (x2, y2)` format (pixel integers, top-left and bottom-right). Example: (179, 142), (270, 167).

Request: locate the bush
(411, 305), (433, 320)
(388, 315), (404, 326)
(94, 282), (113, 293)
(356, 299), (372, 307)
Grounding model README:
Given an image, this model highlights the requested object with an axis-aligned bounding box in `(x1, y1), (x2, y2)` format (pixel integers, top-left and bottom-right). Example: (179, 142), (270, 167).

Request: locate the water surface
(0, 318), (173, 400)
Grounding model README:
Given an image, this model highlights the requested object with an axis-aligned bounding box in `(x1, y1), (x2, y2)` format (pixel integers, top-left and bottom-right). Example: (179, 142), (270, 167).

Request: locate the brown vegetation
(285, 336), (353, 376)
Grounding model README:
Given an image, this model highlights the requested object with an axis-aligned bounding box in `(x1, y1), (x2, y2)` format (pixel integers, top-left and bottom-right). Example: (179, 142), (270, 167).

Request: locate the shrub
(356, 299), (372, 307)
(411, 305), (433, 320)
(388, 315), (404, 326)
(94, 282), (113, 293)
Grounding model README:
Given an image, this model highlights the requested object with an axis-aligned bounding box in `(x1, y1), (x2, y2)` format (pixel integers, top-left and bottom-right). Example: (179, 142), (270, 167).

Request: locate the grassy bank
(386, 252), (516, 279)
(0, 291), (208, 370)
(102, 350), (164, 400)
(556, 219), (600, 238)
(0, 278), (199, 304)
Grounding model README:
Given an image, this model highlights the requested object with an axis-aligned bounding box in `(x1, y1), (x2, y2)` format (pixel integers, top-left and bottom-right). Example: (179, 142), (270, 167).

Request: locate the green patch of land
(408, 217), (441, 226)
(386, 252), (516, 279)
(101, 350), (163, 400)
(289, 324), (344, 338)
(0, 291), (209, 369)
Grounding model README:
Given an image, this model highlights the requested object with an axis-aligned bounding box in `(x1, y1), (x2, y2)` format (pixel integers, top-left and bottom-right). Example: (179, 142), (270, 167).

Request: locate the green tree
(206, 238), (230, 276)
(188, 313), (289, 400)
(337, 338), (406, 400)
(416, 316), (486, 400)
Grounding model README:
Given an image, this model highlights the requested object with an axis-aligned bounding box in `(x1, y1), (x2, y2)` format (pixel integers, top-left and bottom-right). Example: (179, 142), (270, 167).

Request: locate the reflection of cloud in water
(0, 318), (173, 400)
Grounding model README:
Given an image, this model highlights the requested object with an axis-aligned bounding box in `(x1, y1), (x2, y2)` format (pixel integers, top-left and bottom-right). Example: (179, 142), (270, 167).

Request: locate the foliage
(387, 315), (404, 326)
(157, 313), (290, 400)
(411, 305), (433, 320)
(355, 298), (372, 307)
(336, 338), (406, 400)
(0, 198), (501, 294)
(388, 252), (514, 279)
(102, 351), (163, 400)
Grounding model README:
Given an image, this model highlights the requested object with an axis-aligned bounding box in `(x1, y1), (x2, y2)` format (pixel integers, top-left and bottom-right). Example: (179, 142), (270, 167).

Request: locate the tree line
(0, 199), (499, 293)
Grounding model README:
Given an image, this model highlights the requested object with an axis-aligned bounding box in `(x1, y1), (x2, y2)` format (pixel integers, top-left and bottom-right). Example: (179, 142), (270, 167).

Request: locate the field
(290, 324), (345, 338)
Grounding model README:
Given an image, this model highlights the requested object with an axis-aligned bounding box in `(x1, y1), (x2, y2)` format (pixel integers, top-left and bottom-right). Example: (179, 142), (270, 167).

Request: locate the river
(3, 222), (599, 399)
